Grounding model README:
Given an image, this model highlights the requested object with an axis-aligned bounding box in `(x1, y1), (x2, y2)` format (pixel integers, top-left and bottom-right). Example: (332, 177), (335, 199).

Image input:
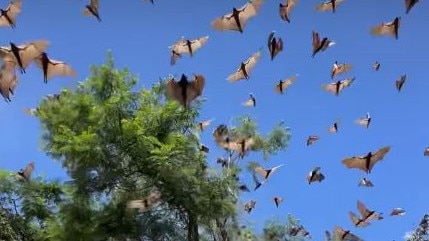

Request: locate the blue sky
(0, 0), (428, 240)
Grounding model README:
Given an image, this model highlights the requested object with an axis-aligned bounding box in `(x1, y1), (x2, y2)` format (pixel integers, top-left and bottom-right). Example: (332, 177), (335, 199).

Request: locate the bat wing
(368, 146), (390, 171)
(237, 0), (264, 28)
(357, 200), (371, 218)
(227, 66), (245, 82)
(242, 98), (255, 107)
(254, 166), (268, 179)
(279, 3), (288, 22)
(267, 32), (275, 50)
(171, 42), (190, 54)
(338, 78), (354, 92)
(337, 63), (352, 77)
(349, 211), (360, 226)
(405, 0), (418, 13)
(166, 78), (185, 105)
(186, 75), (206, 105)
(370, 21), (396, 38)
(315, 1), (333, 11)
(312, 31), (320, 52)
(279, 76), (297, 92)
(35, 57), (77, 81)
(23, 161), (35, 179)
(243, 50), (262, 74)
(0, 0), (22, 27)
(19, 40), (50, 69)
(322, 83), (337, 94)
(211, 13), (240, 32)
(190, 36), (209, 53)
(342, 156), (367, 172)
(355, 118), (368, 127)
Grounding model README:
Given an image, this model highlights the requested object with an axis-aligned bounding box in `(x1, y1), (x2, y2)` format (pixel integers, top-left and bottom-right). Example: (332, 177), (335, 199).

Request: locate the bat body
(396, 74), (406, 92)
(357, 200), (383, 222)
(333, 226), (363, 241)
(307, 166), (325, 184)
(227, 49), (261, 82)
(83, 0), (101, 22)
(372, 61), (381, 71)
(405, 0), (419, 14)
(312, 31), (335, 58)
(275, 75), (297, 94)
(169, 36), (209, 65)
(17, 161), (35, 182)
(349, 211), (370, 227)
(306, 135), (319, 146)
(273, 197), (283, 207)
(0, 0), (22, 28)
(342, 146), (391, 174)
(267, 31), (283, 61)
(355, 112), (371, 129)
(242, 93), (256, 107)
(315, 0), (344, 13)
(166, 74), (206, 108)
(211, 0), (264, 33)
(370, 17), (401, 39)
(279, 0), (297, 23)
(358, 177), (374, 187)
(329, 119), (340, 133)
(331, 61), (352, 79)
(34, 52), (76, 83)
(322, 78), (355, 96)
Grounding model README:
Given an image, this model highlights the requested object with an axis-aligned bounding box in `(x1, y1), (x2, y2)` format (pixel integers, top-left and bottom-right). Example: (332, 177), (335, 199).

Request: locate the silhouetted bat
(329, 119), (340, 133)
(143, 0), (154, 4)
(83, 0), (101, 22)
(358, 177), (374, 187)
(267, 31), (283, 60)
(244, 200), (256, 213)
(357, 200), (383, 222)
(349, 211), (370, 227)
(355, 112), (371, 129)
(17, 161), (34, 182)
(322, 78), (355, 96)
(211, 0), (264, 33)
(166, 74), (206, 108)
(227, 49), (261, 82)
(370, 17), (400, 39)
(242, 93), (256, 107)
(342, 146), (391, 174)
(0, 0), (22, 28)
(273, 197), (283, 208)
(315, 0), (344, 13)
(34, 52), (77, 83)
(395, 74), (406, 92)
(390, 208), (406, 216)
(288, 225), (311, 238)
(405, 0), (419, 14)
(333, 226), (363, 241)
(331, 61), (352, 79)
(169, 36), (209, 65)
(279, 0), (297, 23)
(253, 163), (284, 181)
(307, 166), (325, 184)
(306, 135), (319, 146)
(372, 61), (380, 71)
(312, 30), (335, 58)
(275, 75), (297, 94)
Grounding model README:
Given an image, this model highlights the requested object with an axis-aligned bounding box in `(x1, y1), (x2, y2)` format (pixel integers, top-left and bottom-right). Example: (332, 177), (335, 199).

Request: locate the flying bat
(405, 0), (419, 14)
(227, 49), (261, 82)
(342, 146), (391, 174)
(267, 31), (283, 60)
(244, 200), (256, 213)
(17, 161), (35, 182)
(395, 74), (406, 92)
(218, 136), (255, 158)
(358, 177), (374, 187)
(200, 145), (209, 153)
(0, 61), (17, 102)
(166, 74), (206, 108)
(357, 200), (383, 222)
(34, 52), (76, 83)
(307, 166), (325, 184)
(143, 0), (154, 4)
(83, 0), (101, 22)
(169, 35), (209, 65)
(0, 0), (22, 28)
(127, 190), (162, 212)
(390, 208), (406, 216)
(312, 30), (335, 58)
(252, 172), (264, 190)
(424, 146), (429, 156)
(306, 135), (319, 146)
(275, 75), (297, 94)
(329, 119), (340, 133)
(355, 112), (371, 129)
(331, 61), (352, 79)
(273, 197), (283, 208)
(242, 93), (256, 107)
(315, 0), (345, 13)
(372, 61), (381, 71)
(279, 0), (297, 23)
(288, 225), (311, 238)
(333, 226), (363, 241)
(370, 17), (401, 39)
(252, 163), (284, 181)
(322, 77), (355, 96)
(196, 119), (214, 131)
(0, 40), (50, 74)
(349, 211), (370, 227)
(211, 0), (264, 33)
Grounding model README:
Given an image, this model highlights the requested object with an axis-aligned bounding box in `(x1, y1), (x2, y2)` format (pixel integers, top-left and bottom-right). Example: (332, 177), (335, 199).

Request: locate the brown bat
(218, 136), (255, 159)
(242, 93), (256, 107)
(196, 119), (213, 131)
(252, 172), (263, 190)
(390, 207), (406, 216)
(238, 183), (250, 192)
(405, 0), (419, 14)
(212, 124), (229, 143)
(211, 0), (264, 33)
(307, 166), (325, 184)
(331, 61), (352, 79)
(333, 226), (363, 241)
(244, 200), (256, 213)
(34, 52), (76, 83)
(329, 119), (340, 133)
(372, 61), (381, 71)
(0, 40), (50, 74)
(267, 31), (283, 61)
(279, 0), (297, 23)
(349, 211), (370, 227)
(288, 225), (311, 238)
(322, 77), (355, 96)
(273, 197), (283, 207)
(200, 145), (209, 153)
(17, 161), (35, 182)
(83, 0), (101, 22)
(358, 177), (374, 187)
(370, 17), (401, 39)
(306, 135), (319, 146)
(216, 157), (228, 168)
(275, 75), (297, 94)
(342, 146), (391, 174)
(0, 0), (22, 28)
(227, 49), (261, 82)
(315, 0), (345, 13)
(169, 36), (209, 65)
(424, 146), (429, 156)
(395, 74), (406, 92)
(355, 112), (371, 129)
(0, 61), (18, 102)
(357, 200), (383, 222)
(166, 74), (205, 108)
(127, 190), (162, 212)
(312, 30), (335, 58)
(252, 163), (284, 181)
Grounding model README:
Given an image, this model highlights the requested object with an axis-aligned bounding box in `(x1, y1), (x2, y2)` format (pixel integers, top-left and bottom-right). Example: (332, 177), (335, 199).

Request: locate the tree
(406, 214), (429, 241)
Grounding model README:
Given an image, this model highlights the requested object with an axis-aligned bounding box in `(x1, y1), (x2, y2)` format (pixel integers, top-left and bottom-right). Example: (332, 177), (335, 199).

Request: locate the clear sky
(0, 0), (428, 240)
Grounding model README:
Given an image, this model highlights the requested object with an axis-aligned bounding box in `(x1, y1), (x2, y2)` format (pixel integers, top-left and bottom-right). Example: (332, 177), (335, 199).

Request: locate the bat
(17, 161), (35, 182)
(288, 225), (311, 238)
(315, 0), (345, 13)
(253, 163), (284, 180)
(169, 35), (209, 65)
(306, 135), (319, 146)
(0, 0), (22, 28)
(200, 145), (209, 153)
(324, 230), (332, 241)
(342, 146), (391, 174)
(349, 211), (370, 227)
(196, 119), (214, 131)
(390, 208), (406, 216)
(424, 146), (429, 156)
(267, 31), (283, 60)
(127, 191), (162, 212)
(331, 61), (352, 79)
(143, 0), (154, 4)
(83, 0), (101, 22)
(329, 119), (340, 133)
(372, 61), (381, 71)
(216, 157), (228, 168)
(405, 0), (419, 14)
(166, 74), (205, 108)
(357, 200), (383, 222)
(227, 49), (261, 82)
(395, 74), (406, 92)
(212, 124), (229, 143)
(34, 52), (77, 83)
(312, 30), (336, 58)
(252, 172), (263, 190)
(0, 40), (50, 74)
(358, 177), (374, 187)
(275, 75), (297, 94)
(333, 226), (363, 241)
(279, 0), (297, 23)
(244, 200), (256, 213)
(355, 112), (371, 129)
(238, 183), (250, 192)
(211, 0), (264, 33)
(322, 77), (355, 96)
(222, 136), (255, 158)
(307, 166), (325, 184)
(23, 108), (37, 116)
(370, 17), (401, 39)
(242, 93), (256, 107)
(273, 197), (283, 207)
(0, 61), (17, 102)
